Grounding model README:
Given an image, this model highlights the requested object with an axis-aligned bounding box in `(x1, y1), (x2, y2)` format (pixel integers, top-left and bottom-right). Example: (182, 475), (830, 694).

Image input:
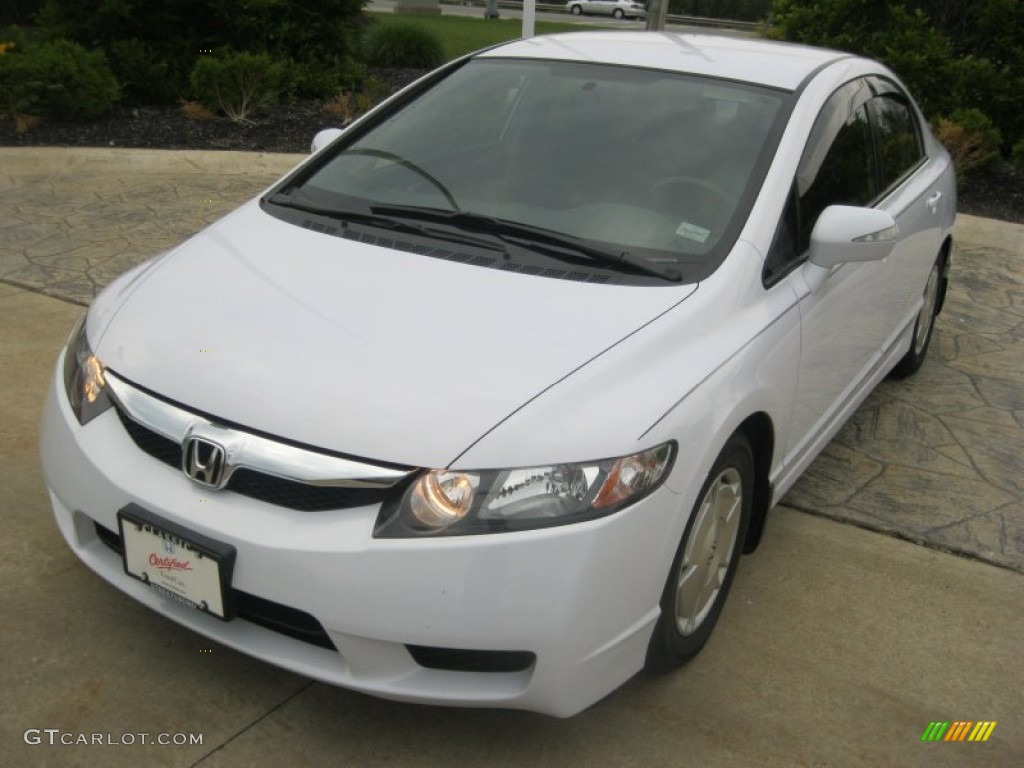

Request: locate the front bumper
(40, 354), (681, 716)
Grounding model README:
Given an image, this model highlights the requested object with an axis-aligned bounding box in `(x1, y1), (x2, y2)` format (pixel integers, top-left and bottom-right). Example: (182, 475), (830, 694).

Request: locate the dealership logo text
(24, 729), (203, 746)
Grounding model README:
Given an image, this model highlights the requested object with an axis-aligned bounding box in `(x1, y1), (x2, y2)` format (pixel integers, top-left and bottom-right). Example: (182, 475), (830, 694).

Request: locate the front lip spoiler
(105, 371), (414, 490)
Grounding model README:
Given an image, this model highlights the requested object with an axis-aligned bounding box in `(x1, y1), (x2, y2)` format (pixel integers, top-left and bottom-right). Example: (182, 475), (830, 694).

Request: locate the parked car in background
(568, 0), (646, 19)
(42, 31), (955, 717)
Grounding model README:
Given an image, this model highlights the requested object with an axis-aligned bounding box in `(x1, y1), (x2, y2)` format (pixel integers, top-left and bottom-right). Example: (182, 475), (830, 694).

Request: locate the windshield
(273, 58), (789, 282)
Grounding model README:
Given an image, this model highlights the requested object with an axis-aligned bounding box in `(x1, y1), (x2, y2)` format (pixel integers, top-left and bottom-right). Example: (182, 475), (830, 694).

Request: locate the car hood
(93, 202), (696, 468)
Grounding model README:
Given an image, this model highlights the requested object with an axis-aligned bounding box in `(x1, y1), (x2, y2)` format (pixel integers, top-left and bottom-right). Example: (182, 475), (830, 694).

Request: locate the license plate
(118, 504), (236, 620)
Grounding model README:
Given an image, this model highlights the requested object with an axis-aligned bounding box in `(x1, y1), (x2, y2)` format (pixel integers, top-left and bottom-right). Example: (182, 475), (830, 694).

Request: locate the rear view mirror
(808, 205), (898, 269)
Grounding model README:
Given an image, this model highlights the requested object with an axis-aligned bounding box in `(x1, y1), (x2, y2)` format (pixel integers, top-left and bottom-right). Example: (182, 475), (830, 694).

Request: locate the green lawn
(368, 12), (605, 61)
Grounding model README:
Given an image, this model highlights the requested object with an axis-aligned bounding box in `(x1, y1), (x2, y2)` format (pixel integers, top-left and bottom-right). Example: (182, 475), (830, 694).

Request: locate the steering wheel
(346, 148), (461, 211)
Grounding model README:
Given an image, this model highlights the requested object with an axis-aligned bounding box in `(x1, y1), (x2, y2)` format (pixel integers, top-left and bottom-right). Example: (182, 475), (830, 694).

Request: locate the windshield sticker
(676, 222), (711, 243)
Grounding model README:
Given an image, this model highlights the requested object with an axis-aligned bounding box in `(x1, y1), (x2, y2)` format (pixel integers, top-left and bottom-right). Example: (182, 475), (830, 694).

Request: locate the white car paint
(86, 201), (696, 469)
(41, 31), (955, 716)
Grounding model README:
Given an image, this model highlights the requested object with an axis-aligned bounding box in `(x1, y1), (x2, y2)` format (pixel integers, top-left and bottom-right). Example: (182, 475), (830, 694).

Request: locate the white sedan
(42, 32), (955, 717)
(567, 0), (646, 19)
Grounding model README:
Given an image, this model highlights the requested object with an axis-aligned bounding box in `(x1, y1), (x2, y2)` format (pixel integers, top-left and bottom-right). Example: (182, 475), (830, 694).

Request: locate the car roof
(476, 31), (851, 91)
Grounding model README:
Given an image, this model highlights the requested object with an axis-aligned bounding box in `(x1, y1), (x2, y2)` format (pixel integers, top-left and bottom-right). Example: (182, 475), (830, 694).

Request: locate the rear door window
(869, 94), (924, 194)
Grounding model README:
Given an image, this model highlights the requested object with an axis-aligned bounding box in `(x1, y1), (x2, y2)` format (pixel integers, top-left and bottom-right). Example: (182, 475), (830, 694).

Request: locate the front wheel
(890, 254), (942, 379)
(646, 433), (753, 671)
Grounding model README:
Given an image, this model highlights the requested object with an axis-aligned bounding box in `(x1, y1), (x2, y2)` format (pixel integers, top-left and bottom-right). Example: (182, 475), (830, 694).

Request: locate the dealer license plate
(118, 504), (236, 619)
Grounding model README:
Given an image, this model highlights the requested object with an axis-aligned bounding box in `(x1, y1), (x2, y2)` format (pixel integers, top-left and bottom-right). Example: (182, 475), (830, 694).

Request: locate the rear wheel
(570, 4), (582, 14)
(646, 433), (753, 671)
(613, 8), (624, 17)
(890, 253), (942, 379)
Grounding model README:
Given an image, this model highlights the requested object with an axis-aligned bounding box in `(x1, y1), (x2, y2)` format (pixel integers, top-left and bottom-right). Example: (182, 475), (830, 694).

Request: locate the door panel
(773, 79), (943, 473)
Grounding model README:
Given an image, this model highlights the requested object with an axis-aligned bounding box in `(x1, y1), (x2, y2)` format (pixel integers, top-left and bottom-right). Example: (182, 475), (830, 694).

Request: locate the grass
(367, 12), (605, 61)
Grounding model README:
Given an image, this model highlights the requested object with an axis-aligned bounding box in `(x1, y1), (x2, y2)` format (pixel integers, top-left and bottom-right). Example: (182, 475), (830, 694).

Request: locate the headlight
(375, 442), (675, 537)
(62, 314), (112, 425)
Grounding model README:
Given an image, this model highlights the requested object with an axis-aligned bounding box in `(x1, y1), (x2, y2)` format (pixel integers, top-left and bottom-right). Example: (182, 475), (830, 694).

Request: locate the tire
(613, 8), (624, 17)
(570, 4), (582, 14)
(890, 253), (943, 379)
(646, 433), (753, 672)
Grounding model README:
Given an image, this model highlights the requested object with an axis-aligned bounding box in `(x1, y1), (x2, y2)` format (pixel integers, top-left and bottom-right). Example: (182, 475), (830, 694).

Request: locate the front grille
(226, 468), (389, 512)
(406, 645), (536, 673)
(118, 408), (180, 467)
(115, 407), (394, 511)
(94, 523), (336, 650)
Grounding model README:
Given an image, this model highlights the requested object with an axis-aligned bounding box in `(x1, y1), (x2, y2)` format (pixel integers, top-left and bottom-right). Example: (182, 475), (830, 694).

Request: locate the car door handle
(926, 191), (942, 214)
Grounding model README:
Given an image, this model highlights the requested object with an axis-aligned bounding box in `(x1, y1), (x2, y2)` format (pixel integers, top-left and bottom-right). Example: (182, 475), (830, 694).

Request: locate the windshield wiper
(370, 204), (682, 283)
(264, 193), (506, 253)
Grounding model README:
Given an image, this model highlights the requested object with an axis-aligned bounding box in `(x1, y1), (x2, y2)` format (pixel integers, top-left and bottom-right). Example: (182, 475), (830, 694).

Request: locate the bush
(0, 0), (43, 26)
(284, 58), (360, 101)
(321, 76), (393, 126)
(769, 1), (957, 118)
(1013, 138), (1024, 172)
(769, 0), (1024, 159)
(38, 0), (365, 102)
(180, 99), (216, 121)
(190, 51), (284, 122)
(364, 22), (444, 70)
(933, 109), (1003, 179)
(107, 39), (182, 105)
(0, 37), (118, 122)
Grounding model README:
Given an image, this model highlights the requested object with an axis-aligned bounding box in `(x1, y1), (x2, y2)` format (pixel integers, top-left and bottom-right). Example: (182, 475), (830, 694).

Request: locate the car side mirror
(310, 128), (344, 154)
(808, 205), (898, 270)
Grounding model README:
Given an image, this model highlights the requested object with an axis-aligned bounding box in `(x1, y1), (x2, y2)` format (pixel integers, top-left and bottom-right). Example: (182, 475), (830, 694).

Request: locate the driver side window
(764, 79), (877, 284)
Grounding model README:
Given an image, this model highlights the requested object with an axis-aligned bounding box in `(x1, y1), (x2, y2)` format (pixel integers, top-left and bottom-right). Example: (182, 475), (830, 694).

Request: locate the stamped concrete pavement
(784, 214), (1024, 571)
(2, 147), (1021, 571)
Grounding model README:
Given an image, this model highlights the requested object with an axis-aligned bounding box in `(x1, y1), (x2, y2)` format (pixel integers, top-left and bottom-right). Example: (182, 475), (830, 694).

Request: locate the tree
(770, 0), (1023, 154)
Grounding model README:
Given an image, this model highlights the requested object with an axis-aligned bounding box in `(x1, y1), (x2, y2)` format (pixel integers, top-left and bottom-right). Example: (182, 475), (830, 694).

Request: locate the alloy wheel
(675, 467), (743, 636)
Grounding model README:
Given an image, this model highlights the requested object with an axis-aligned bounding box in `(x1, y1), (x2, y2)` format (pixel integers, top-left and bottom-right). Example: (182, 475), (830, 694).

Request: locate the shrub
(107, 38), (182, 105)
(322, 91), (356, 122)
(1, 0), (44, 26)
(1012, 138), (1024, 172)
(321, 77), (393, 126)
(190, 52), (284, 123)
(364, 22), (444, 70)
(180, 99), (216, 121)
(769, 1), (957, 118)
(770, 0), (1024, 160)
(285, 58), (359, 101)
(39, 0), (365, 102)
(933, 109), (1003, 179)
(0, 37), (118, 122)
